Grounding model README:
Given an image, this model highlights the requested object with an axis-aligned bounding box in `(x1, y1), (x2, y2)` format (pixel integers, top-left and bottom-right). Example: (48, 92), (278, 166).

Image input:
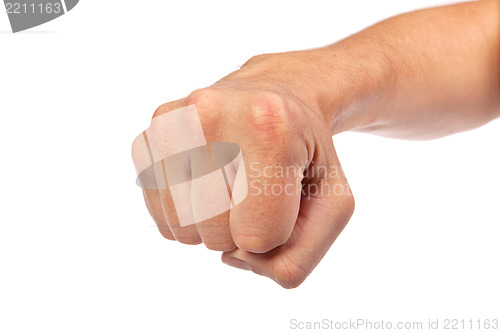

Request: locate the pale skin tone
(132, 0), (499, 288)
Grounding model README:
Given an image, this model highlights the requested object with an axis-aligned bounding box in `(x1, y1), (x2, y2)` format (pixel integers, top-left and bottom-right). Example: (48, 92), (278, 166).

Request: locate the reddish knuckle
(249, 92), (289, 141)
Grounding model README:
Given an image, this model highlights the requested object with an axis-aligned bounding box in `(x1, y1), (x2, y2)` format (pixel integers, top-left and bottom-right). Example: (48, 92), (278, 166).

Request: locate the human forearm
(134, 0), (499, 288)
(222, 0), (499, 139)
(339, 0), (500, 139)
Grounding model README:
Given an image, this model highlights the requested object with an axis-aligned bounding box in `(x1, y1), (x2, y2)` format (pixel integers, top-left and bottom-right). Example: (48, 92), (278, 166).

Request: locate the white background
(1, 1), (498, 332)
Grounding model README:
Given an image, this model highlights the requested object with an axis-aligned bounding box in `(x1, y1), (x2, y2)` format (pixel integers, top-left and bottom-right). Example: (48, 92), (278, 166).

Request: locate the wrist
(316, 40), (395, 134)
(222, 44), (394, 135)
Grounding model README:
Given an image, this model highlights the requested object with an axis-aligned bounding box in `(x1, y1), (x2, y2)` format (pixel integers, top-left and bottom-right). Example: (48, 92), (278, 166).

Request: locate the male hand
(133, 0), (498, 289)
(132, 55), (355, 288)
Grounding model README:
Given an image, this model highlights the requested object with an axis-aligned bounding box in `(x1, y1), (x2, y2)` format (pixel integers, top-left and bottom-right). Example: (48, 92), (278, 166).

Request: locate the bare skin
(132, 0), (499, 288)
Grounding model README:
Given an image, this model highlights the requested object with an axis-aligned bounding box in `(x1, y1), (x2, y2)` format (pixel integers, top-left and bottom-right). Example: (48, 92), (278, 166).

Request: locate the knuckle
(242, 54), (271, 67)
(152, 103), (171, 119)
(331, 192), (355, 230)
(186, 88), (222, 129)
(272, 256), (308, 289)
(248, 91), (290, 143)
(151, 99), (189, 120)
(340, 192), (355, 220)
(131, 132), (146, 161)
(186, 88), (218, 106)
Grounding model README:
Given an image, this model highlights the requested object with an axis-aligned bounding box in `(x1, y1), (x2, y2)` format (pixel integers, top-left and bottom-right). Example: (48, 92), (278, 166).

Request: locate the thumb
(222, 153), (355, 289)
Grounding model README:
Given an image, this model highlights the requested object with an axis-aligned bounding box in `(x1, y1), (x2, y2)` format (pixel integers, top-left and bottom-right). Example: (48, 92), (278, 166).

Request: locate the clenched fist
(132, 53), (355, 288)
(132, 0), (499, 289)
